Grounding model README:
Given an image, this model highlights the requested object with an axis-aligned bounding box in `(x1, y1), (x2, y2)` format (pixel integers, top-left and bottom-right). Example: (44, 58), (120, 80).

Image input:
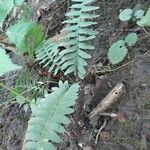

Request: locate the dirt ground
(0, 0), (150, 150)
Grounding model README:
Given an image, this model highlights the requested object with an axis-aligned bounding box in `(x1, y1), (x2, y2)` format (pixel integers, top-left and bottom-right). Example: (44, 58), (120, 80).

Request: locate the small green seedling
(108, 40), (128, 64)
(125, 32), (138, 47)
(119, 8), (133, 21)
(119, 8), (145, 22)
(108, 33), (138, 64)
(119, 7), (150, 27)
(134, 9), (145, 19)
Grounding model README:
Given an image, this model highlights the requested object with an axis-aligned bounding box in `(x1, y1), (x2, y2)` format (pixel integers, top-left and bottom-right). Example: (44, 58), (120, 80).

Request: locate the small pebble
(78, 119), (85, 127)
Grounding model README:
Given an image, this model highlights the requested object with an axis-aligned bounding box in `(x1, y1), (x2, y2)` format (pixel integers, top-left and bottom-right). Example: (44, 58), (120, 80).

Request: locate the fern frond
(35, 0), (99, 79)
(59, 0), (99, 79)
(23, 81), (79, 150)
(36, 40), (61, 75)
(13, 69), (46, 105)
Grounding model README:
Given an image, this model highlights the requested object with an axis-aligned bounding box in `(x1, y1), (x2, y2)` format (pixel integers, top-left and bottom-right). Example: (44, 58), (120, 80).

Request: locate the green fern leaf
(23, 81), (79, 150)
(35, 0), (99, 78)
(13, 0), (25, 6)
(36, 40), (61, 75)
(6, 21), (44, 57)
(60, 0), (99, 79)
(0, 47), (22, 76)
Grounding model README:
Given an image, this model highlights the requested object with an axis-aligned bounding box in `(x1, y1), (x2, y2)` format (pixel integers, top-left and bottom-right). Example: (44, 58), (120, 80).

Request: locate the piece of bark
(88, 82), (125, 119)
(83, 75), (108, 113)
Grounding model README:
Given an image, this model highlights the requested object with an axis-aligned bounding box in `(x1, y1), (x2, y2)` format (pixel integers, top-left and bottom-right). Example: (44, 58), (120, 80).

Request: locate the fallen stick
(88, 82), (125, 119)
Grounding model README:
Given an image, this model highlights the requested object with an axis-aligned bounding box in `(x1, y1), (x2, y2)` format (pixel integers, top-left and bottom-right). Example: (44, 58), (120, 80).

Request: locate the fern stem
(0, 82), (18, 96)
(0, 82), (32, 103)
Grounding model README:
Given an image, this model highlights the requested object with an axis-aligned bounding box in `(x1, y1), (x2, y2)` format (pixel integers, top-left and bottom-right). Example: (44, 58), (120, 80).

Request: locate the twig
(95, 120), (107, 144)
(96, 59), (134, 73)
(99, 112), (118, 118)
(88, 82), (125, 119)
(142, 27), (150, 37)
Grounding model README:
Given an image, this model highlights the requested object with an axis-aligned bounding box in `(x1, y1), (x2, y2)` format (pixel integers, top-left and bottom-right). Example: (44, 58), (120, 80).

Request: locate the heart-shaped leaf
(134, 9), (144, 19)
(119, 8), (133, 21)
(125, 32), (138, 46)
(108, 40), (128, 64)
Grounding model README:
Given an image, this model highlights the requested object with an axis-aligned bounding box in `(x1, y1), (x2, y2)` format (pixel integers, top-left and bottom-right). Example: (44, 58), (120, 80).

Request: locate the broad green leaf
(0, 0), (14, 26)
(119, 8), (133, 21)
(108, 40), (128, 64)
(13, 0), (25, 6)
(137, 7), (150, 26)
(134, 9), (144, 19)
(7, 21), (45, 56)
(125, 32), (138, 46)
(0, 0), (25, 26)
(0, 47), (22, 76)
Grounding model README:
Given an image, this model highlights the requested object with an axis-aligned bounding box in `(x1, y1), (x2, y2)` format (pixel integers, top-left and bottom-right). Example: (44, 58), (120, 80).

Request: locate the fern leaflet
(36, 40), (61, 75)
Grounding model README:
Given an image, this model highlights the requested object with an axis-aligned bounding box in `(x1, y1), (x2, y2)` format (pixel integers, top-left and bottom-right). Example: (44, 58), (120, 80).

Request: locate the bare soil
(0, 0), (150, 150)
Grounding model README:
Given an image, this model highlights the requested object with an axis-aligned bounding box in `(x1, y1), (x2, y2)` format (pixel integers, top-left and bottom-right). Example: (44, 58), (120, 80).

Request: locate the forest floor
(0, 0), (150, 150)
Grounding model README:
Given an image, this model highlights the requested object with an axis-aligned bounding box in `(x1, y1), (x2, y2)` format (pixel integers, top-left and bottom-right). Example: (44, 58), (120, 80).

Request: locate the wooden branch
(88, 82), (125, 119)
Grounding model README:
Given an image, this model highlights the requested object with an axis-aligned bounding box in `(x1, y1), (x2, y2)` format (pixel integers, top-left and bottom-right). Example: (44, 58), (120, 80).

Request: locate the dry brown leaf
(100, 131), (111, 142)
(117, 112), (126, 123)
